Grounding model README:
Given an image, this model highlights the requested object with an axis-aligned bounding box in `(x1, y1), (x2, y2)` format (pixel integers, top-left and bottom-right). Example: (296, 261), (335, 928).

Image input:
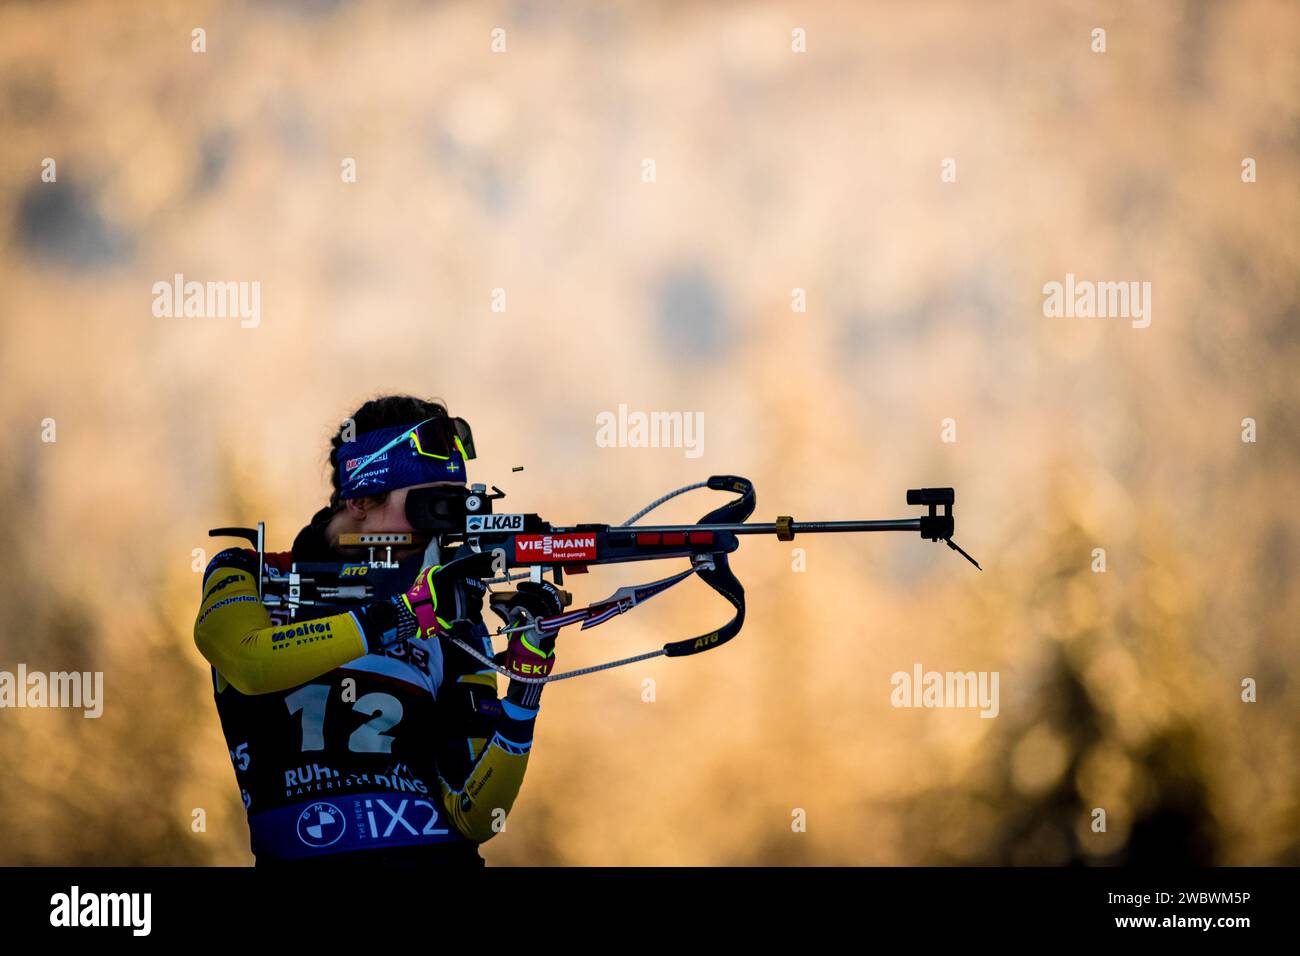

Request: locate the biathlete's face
(341, 480), (465, 560)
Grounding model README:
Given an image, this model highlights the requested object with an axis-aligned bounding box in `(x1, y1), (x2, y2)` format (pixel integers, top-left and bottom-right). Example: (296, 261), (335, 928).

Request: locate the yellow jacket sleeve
(432, 663), (539, 843)
(194, 554), (368, 695)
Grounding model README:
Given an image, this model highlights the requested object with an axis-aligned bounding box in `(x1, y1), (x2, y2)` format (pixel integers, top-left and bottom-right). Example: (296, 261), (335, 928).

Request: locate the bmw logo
(295, 802), (346, 848)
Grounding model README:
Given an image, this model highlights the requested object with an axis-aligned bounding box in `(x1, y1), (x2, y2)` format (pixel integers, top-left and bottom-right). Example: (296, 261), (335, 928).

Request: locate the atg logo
(296, 802), (345, 848)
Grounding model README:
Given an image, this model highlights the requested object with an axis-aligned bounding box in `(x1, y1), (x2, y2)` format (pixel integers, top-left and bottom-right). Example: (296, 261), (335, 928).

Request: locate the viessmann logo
(514, 534), (598, 561)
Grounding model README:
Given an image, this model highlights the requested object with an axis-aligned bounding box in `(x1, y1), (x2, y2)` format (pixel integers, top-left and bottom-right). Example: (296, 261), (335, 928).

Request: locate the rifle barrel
(619, 519), (923, 535)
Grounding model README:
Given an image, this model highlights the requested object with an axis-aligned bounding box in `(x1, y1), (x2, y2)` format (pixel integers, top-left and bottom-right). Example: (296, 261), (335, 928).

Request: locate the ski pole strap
(662, 475), (754, 658)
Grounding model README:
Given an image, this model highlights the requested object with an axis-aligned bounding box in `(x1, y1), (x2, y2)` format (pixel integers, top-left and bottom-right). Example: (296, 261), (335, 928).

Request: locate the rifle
(211, 475), (980, 684)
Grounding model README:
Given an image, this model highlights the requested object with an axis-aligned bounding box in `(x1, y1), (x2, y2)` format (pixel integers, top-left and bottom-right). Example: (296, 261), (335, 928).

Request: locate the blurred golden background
(0, 0), (1296, 865)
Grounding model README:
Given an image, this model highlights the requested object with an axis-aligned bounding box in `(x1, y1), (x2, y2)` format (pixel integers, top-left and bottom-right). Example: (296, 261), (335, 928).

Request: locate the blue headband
(337, 420), (467, 499)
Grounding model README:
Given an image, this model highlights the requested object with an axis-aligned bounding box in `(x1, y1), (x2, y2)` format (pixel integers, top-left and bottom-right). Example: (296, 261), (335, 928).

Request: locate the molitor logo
(271, 621), (333, 643)
(514, 534), (598, 562)
(296, 802), (346, 848)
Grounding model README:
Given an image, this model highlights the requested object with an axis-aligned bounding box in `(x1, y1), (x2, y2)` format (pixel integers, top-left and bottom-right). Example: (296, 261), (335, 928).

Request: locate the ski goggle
(410, 416), (476, 462)
(337, 416), (476, 499)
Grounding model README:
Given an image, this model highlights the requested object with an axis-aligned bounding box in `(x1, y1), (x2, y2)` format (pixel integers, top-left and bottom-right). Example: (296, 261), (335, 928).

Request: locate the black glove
(384, 549), (496, 642)
(489, 580), (569, 654)
(490, 580), (569, 709)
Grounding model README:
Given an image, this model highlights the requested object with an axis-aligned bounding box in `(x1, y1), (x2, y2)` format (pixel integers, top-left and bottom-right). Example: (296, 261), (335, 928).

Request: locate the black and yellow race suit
(194, 510), (537, 865)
